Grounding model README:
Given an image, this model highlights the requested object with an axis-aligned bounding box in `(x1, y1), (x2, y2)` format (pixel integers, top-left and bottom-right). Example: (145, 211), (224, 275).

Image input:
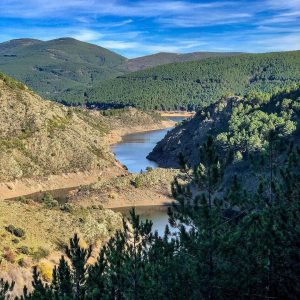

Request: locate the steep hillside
(88, 51), (300, 110)
(122, 51), (242, 72)
(0, 73), (119, 181)
(0, 38), (126, 104)
(148, 85), (300, 185)
(0, 73), (169, 182)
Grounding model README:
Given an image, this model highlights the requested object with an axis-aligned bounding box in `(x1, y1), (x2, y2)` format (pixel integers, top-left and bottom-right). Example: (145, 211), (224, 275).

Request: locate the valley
(0, 35), (299, 299)
(0, 73), (180, 295)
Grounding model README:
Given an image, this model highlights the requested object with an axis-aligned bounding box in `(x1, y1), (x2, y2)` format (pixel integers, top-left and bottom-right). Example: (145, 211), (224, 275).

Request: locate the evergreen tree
(65, 234), (92, 300)
(0, 279), (14, 300)
(51, 256), (73, 299)
(170, 137), (227, 299)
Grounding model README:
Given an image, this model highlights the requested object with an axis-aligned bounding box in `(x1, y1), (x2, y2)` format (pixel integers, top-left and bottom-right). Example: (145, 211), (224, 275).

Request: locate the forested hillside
(0, 38), (241, 105)
(2, 134), (300, 299)
(148, 84), (300, 186)
(87, 51), (300, 110)
(122, 51), (242, 72)
(0, 38), (126, 103)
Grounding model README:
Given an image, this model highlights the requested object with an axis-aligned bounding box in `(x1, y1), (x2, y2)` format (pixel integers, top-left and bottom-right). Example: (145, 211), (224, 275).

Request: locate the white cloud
(96, 40), (140, 50)
(72, 30), (103, 42)
(255, 32), (300, 51)
(1, 0), (300, 56)
(158, 12), (252, 28)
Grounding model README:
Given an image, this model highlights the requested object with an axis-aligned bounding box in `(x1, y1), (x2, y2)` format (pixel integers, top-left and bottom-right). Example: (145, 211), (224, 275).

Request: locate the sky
(0, 0), (299, 58)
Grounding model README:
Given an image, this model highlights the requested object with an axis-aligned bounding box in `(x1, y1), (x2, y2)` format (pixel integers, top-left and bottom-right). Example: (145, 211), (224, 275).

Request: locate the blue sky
(0, 0), (299, 57)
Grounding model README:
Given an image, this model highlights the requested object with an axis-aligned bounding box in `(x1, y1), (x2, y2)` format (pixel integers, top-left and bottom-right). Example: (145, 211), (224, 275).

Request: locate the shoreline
(1, 119), (175, 201)
(107, 120), (175, 145)
(0, 167), (126, 200)
(159, 111), (195, 117)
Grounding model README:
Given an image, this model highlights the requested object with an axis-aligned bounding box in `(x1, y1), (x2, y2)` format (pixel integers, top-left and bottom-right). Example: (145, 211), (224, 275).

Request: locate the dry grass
(0, 200), (122, 265)
(68, 168), (179, 208)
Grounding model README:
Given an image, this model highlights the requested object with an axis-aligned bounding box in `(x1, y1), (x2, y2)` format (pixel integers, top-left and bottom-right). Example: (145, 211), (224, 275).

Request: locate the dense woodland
(0, 38), (126, 103)
(87, 51), (300, 110)
(0, 38), (239, 105)
(148, 84), (300, 172)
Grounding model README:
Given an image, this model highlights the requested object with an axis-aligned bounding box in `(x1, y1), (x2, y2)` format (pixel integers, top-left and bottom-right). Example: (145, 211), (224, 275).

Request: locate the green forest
(0, 38), (125, 104)
(86, 51), (300, 110)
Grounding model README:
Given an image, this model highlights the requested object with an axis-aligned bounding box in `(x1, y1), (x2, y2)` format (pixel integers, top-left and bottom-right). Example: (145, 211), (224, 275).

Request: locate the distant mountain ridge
(0, 38), (126, 103)
(87, 50), (300, 110)
(123, 51), (243, 72)
(0, 37), (242, 104)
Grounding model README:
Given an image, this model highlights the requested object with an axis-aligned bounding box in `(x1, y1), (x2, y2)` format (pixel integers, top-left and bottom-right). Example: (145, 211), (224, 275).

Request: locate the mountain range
(0, 37), (241, 104)
(88, 50), (300, 110)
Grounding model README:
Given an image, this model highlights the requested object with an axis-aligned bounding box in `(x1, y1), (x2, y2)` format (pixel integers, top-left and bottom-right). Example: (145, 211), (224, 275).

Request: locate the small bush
(5, 225), (25, 238)
(18, 245), (30, 255)
(3, 249), (16, 263)
(18, 258), (27, 267)
(41, 192), (59, 209)
(38, 262), (53, 282)
(32, 247), (49, 260)
(60, 203), (76, 213)
(17, 196), (29, 204)
(12, 238), (19, 244)
(131, 177), (142, 188)
(146, 166), (153, 172)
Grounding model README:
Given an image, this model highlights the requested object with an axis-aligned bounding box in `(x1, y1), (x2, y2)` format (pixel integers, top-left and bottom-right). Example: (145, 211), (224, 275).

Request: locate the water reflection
(114, 205), (173, 236)
(111, 117), (184, 173)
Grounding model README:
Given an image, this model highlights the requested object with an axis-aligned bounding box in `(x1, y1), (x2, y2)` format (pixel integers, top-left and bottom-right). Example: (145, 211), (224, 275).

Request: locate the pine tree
(51, 256), (73, 299)
(65, 234), (92, 300)
(0, 278), (14, 300)
(170, 136), (227, 299)
(93, 208), (153, 300)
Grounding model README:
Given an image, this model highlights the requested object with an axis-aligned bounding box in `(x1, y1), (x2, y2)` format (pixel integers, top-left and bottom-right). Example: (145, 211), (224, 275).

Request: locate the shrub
(17, 196), (29, 204)
(234, 151), (243, 162)
(18, 258), (27, 267)
(131, 177), (142, 188)
(3, 249), (16, 263)
(18, 245), (30, 255)
(60, 203), (76, 213)
(41, 192), (59, 209)
(38, 262), (53, 282)
(5, 225), (25, 238)
(12, 238), (19, 244)
(32, 247), (49, 260)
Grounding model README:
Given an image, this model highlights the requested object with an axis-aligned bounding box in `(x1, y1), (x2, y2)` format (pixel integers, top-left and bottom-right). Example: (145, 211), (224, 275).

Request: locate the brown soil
(68, 168), (178, 209)
(0, 165), (126, 200)
(159, 111), (195, 117)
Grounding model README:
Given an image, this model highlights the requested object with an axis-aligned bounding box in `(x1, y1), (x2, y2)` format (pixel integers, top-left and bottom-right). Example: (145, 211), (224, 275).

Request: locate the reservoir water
(111, 116), (185, 235)
(114, 205), (172, 236)
(111, 117), (184, 173)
